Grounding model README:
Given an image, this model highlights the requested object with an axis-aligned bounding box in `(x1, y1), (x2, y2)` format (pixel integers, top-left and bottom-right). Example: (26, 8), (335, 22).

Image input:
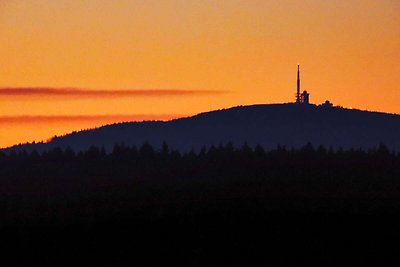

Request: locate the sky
(0, 0), (399, 148)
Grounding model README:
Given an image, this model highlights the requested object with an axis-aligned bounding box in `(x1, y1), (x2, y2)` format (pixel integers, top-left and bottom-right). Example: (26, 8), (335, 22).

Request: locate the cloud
(0, 88), (225, 98)
(0, 114), (186, 124)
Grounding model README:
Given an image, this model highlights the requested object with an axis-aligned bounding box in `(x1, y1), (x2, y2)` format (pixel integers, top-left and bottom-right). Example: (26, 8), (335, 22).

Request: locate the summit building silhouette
(295, 65), (333, 107)
(295, 65), (310, 105)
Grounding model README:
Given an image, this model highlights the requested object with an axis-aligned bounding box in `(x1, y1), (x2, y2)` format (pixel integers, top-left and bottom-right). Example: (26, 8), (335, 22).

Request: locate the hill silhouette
(7, 103), (400, 152)
(3, 104), (400, 265)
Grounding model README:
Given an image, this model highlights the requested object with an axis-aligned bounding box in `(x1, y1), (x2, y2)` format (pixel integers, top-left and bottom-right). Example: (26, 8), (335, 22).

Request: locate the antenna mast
(296, 65), (301, 103)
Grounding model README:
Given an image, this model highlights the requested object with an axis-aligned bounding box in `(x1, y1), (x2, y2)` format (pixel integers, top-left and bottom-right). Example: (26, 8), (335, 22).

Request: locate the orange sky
(0, 0), (399, 148)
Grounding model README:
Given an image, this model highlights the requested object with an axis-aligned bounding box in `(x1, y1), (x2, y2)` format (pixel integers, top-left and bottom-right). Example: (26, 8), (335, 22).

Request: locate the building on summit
(294, 65), (335, 107)
(321, 100), (333, 107)
(295, 65), (310, 105)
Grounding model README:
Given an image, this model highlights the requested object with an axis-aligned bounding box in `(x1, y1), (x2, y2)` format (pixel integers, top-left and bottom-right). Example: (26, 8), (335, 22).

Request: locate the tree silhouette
(0, 143), (400, 265)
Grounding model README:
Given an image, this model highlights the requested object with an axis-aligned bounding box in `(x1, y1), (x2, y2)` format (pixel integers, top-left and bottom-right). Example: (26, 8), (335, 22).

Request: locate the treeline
(1, 143), (400, 266)
(1, 142), (399, 185)
(1, 142), (400, 213)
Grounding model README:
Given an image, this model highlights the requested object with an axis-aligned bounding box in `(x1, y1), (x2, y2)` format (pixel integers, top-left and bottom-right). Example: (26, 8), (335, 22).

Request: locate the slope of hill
(7, 103), (400, 152)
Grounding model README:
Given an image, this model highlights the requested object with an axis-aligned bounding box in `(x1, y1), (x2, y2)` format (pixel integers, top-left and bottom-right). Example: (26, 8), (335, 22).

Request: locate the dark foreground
(1, 144), (400, 266)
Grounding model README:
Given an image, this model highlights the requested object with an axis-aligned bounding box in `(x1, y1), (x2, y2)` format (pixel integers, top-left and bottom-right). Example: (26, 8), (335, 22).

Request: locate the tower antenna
(296, 65), (301, 103)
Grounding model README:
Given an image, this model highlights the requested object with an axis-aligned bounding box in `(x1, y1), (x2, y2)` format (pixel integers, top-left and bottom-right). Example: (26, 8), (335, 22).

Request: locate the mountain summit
(7, 104), (400, 152)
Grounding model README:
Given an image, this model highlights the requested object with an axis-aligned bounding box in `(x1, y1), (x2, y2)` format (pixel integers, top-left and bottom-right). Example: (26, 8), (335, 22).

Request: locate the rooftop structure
(295, 65), (310, 105)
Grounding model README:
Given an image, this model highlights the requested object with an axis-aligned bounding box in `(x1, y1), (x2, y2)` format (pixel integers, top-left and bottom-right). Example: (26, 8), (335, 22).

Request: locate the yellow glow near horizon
(0, 0), (399, 147)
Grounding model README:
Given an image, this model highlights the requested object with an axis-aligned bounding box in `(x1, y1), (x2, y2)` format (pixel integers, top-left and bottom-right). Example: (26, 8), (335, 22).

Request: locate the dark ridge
(5, 103), (400, 153)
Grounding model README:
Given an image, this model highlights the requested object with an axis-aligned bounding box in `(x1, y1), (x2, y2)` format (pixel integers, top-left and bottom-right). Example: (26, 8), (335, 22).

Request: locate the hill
(3, 104), (400, 265)
(7, 103), (400, 152)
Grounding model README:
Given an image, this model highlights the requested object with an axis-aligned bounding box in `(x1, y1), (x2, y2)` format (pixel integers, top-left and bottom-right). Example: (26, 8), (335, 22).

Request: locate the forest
(1, 143), (400, 266)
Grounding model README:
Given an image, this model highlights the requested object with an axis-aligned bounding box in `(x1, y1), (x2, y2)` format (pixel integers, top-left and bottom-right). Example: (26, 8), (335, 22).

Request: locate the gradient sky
(0, 0), (399, 148)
